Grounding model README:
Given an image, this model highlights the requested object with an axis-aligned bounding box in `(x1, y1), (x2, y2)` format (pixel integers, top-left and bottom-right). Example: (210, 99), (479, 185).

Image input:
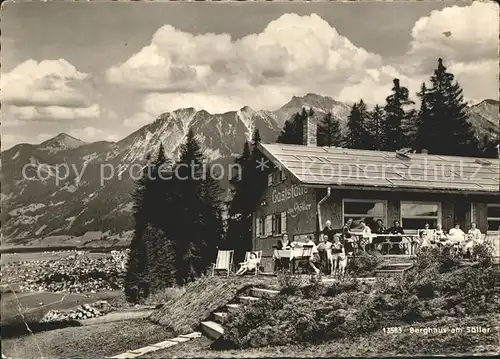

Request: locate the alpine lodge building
(251, 115), (500, 272)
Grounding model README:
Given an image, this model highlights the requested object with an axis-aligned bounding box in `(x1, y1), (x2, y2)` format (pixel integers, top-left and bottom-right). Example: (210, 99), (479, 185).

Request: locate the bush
(348, 252), (381, 276)
(473, 243), (494, 267)
(277, 271), (303, 295)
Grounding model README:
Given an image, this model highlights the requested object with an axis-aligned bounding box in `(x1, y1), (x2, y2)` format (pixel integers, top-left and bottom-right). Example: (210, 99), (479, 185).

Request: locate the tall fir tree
(277, 107), (309, 144)
(317, 112), (343, 147)
(414, 58), (479, 156)
(414, 82), (434, 152)
(226, 142), (253, 262)
(144, 223), (176, 291)
(383, 78), (414, 151)
(366, 105), (385, 150)
(125, 156), (155, 303)
(170, 129), (224, 285)
(345, 100), (371, 149)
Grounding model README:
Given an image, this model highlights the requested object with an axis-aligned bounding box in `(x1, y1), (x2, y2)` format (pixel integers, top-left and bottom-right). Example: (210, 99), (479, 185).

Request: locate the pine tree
(365, 105), (385, 150)
(345, 100), (371, 149)
(277, 108), (309, 144)
(479, 134), (499, 159)
(414, 82), (434, 152)
(317, 112), (343, 147)
(170, 129), (224, 285)
(383, 78), (414, 151)
(144, 224), (176, 291)
(415, 58), (479, 156)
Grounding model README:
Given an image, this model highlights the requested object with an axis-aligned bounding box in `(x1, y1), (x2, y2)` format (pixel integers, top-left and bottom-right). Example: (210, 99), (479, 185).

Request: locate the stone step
(226, 303), (241, 313)
(213, 312), (228, 324)
(251, 288), (280, 298)
(375, 269), (406, 277)
(200, 321), (224, 340)
(238, 295), (260, 305)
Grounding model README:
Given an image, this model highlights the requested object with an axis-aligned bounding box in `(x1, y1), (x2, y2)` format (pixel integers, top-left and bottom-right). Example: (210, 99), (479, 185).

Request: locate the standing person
(387, 220), (405, 254)
(323, 220), (335, 242)
(330, 234), (345, 276)
(342, 218), (354, 255)
(317, 233), (333, 274)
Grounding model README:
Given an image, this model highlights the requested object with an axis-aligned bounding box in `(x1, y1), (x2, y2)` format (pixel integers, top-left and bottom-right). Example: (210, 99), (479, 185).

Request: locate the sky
(1, 1), (498, 150)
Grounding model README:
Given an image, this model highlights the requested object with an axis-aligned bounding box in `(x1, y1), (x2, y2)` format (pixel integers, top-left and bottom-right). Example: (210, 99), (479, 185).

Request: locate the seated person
(330, 234), (345, 275)
(317, 233), (333, 273)
(387, 220), (405, 254)
(434, 223), (447, 243)
(355, 221), (372, 252)
(303, 235), (321, 275)
(235, 252), (259, 275)
(273, 233), (291, 272)
(276, 233), (291, 249)
(419, 223), (434, 247)
(467, 222), (482, 244)
(372, 219), (387, 251)
(448, 223), (465, 243)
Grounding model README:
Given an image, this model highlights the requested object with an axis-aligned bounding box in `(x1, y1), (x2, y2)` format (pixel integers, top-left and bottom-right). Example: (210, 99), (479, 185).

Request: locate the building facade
(252, 118), (500, 272)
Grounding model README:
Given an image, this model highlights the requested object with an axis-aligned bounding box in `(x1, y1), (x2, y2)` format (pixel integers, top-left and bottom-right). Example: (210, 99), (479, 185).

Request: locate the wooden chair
(295, 245), (314, 274)
(239, 250), (263, 275)
(211, 250), (234, 277)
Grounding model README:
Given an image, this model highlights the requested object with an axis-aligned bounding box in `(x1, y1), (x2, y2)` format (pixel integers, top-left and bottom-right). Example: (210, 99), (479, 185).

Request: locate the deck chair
(239, 250), (263, 275)
(211, 250), (234, 277)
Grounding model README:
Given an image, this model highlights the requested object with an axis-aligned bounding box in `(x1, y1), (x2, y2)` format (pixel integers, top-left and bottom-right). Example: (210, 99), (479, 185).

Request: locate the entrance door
(454, 202), (471, 231)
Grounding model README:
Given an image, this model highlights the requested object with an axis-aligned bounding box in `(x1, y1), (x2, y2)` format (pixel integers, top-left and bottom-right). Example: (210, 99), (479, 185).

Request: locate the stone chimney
(302, 113), (317, 146)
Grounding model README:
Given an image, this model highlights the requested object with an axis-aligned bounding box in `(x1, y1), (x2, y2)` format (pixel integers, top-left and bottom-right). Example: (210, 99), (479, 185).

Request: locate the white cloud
(123, 112), (156, 129)
(106, 13), (386, 111)
(1, 59), (101, 121)
(106, 3), (497, 114)
(69, 127), (104, 141)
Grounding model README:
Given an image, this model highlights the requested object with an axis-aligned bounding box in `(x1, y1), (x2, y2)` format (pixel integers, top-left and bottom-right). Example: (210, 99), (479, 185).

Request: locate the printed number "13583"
(382, 327), (402, 334)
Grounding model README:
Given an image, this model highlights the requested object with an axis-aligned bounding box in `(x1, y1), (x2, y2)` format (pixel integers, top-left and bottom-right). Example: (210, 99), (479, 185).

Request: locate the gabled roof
(258, 143), (500, 195)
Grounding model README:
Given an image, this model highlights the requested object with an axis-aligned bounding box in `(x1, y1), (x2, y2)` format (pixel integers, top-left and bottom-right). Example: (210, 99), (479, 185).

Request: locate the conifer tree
(171, 129), (224, 285)
(125, 158), (154, 303)
(345, 100), (371, 149)
(144, 224), (176, 290)
(383, 78), (414, 151)
(366, 105), (385, 151)
(415, 58), (479, 156)
(226, 142), (253, 262)
(277, 108), (309, 144)
(317, 112), (343, 147)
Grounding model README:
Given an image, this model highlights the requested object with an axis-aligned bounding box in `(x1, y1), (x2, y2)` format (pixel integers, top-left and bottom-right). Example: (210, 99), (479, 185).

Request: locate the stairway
(375, 255), (415, 277)
(200, 287), (280, 340)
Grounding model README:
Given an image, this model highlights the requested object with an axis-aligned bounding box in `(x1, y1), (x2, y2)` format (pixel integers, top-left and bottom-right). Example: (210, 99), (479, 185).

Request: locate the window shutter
(265, 215), (272, 236)
(282, 170), (287, 181)
(267, 173), (273, 186)
(281, 212), (287, 234)
(256, 216), (261, 238)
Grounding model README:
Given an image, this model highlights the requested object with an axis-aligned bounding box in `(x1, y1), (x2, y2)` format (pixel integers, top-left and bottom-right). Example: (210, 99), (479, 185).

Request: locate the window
(343, 199), (386, 230)
(256, 217), (265, 237)
(265, 215), (272, 236)
(487, 204), (500, 233)
(267, 173), (273, 187)
(401, 201), (440, 231)
(271, 212), (287, 235)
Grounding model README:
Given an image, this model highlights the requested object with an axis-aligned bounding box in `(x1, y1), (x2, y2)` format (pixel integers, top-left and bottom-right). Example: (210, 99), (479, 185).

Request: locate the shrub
(348, 252), (381, 276)
(301, 274), (326, 298)
(473, 243), (494, 267)
(277, 271), (303, 295)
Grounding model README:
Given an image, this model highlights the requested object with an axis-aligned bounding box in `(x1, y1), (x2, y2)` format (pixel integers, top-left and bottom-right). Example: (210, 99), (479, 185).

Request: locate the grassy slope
(149, 314), (499, 358)
(2, 319), (173, 359)
(149, 276), (280, 334)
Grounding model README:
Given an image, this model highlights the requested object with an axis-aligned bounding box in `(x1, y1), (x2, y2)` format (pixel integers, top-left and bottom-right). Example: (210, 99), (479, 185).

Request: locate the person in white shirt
(358, 221), (372, 252)
(236, 252), (259, 275)
(448, 223), (465, 239)
(304, 235), (321, 275)
(467, 222), (482, 243)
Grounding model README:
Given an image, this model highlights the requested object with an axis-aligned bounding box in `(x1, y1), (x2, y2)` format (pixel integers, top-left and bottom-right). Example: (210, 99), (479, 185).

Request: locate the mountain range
(1, 94), (498, 244)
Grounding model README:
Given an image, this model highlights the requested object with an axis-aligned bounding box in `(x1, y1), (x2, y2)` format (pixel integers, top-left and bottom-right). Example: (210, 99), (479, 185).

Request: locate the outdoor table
(273, 248), (311, 274)
(350, 233), (420, 255)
